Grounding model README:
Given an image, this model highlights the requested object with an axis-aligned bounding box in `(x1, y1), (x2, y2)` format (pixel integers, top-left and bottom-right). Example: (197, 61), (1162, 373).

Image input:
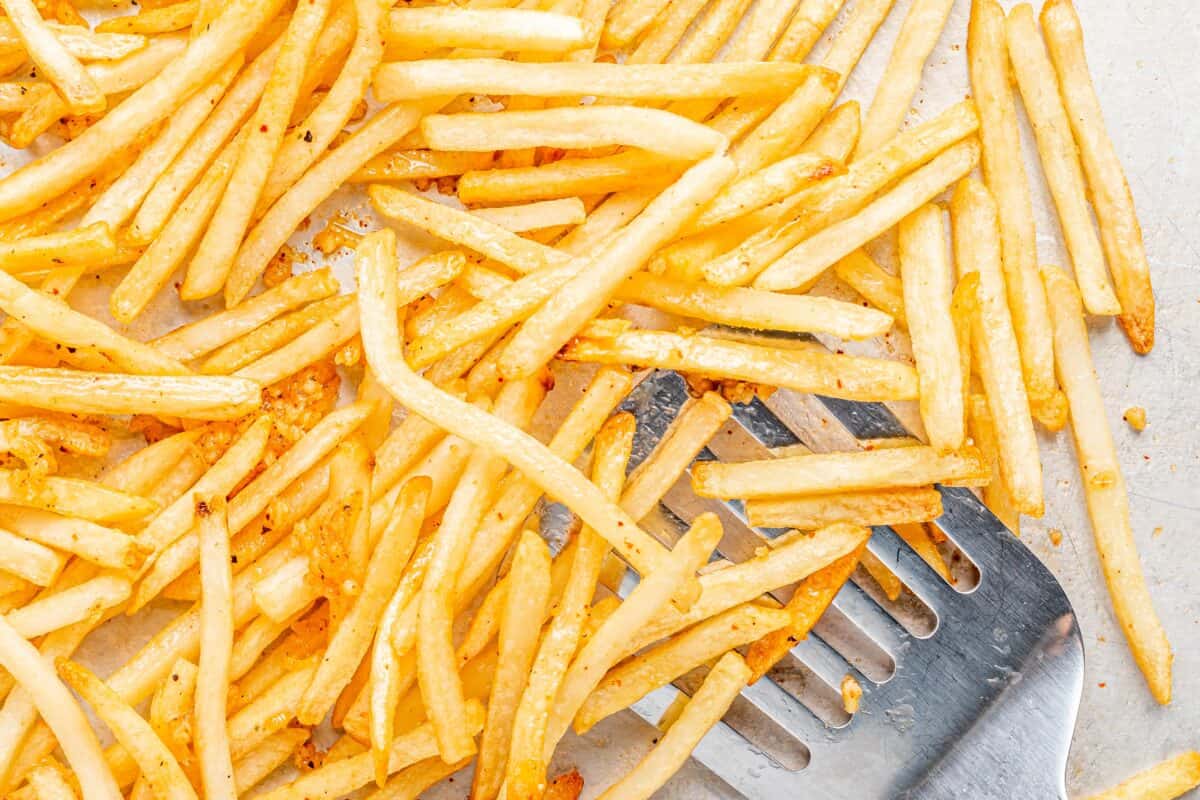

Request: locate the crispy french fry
(968, 0), (1065, 429)
(1005, 4), (1119, 315)
(458, 150), (684, 205)
(421, 107), (727, 160)
(201, 295), (353, 375)
(0, 224), (115, 273)
(769, 0), (848, 61)
(0, 0), (103, 114)
(233, 299), (359, 385)
(5, 575), (130, 639)
(384, 7), (587, 52)
(351, 149), (494, 184)
(0, 507), (141, 569)
(746, 488), (943, 530)
(693, 445), (987, 500)
(950, 178), (1043, 516)
(689, 152), (844, 232)
(950, 271), (979, 435)
(1043, 264), (1170, 704)
(1083, 751), (1200, 800)
(966, 393), (1020, 534)
(832, 249), (906, 326)
(0, 528), (61, 587)
(0, 470), (156, 523)
(1040, 0), (1155, 352)
(195, 496), (235, 799)
(97, 1), (197, 34)
(595, 653), (751, 800)
(893, 522), (952, 582)
(563, 328), (919, 402)
(899, 204), (964, 452)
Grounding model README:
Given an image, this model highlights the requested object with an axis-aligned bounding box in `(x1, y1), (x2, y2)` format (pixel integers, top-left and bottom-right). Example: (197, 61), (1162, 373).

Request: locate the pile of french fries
(0, 0), (1182, 796)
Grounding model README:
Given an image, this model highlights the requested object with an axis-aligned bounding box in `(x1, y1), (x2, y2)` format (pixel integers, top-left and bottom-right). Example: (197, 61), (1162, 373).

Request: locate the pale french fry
(0, 0), (286, 221)
(251, 556), (314, 623)
(228, 660), (317, 758)
(753, 140), (980, 291)
(1005, 4), (1119, 315)
(5, 575), (130, 639)
(617, 272), (893, 341)
(603, 0), (671, 47)
(1040, 0), (1155, 352)
(832, 249), (907, 326)
(370, 184), (571, 275)
(457, 150), (684, 205)
(0, 224), (115, 274)
(421, 107), (727, 160)
(856, 0), (956, 156)
(154, 269), (340, 361)
(0, 507), (141, 569)
(0, 21), (143, 60)
(746, 488), (943, 530)
(563, 328), (919, 402)
(0, 0), (103, 114)
(194, 496), (235, 798)
(298, 477), (426, 725)
(1083, 751), (1200, 800)
(1042, 264), (1170, 704)
(769, 0), (848, 61)
(25, 758), (77, 800)
(201, 295), (353, 375)
(693, 445), (987, 500)
(899, 204), (964, 452)
(471, 198), (587, 233)
(384, 7), (587, 52)
(745, 544), (864, 681)
(97, 1), (197, 34)
(373, 756), (471, 800)
(950, 179), (1043, 516)
(689, 153), (844, 232)
(186, 0), (334, 303)
(625, 0), (708, 64)
(595, 652), (751, 800)
(233, 299), (359, 385)
(377, 60), (818, 102)
(968, 0), (1065, 429)
(730, 68), (839, 175)
(232, 729), (309, 794)
(704, 100), (980, 287)
(0, 471), (156, 523)
(544, 514), (724, 759)
(0, 266), (187, 376)
(506, 412), (633, 800)
(256, 706), (483, 800)
(357, 230), (674, 588)
(472, 530), (550, 800)
(0, 621), (119, 800)
(0, 528), (61, 587)
(577, 604), (788, 732)
(498, 154), (735, 379)
(966, 393), (1020, 534)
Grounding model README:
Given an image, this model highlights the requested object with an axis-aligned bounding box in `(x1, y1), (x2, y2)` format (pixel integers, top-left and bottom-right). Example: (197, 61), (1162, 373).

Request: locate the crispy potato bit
(1122, 406), (1147, 432)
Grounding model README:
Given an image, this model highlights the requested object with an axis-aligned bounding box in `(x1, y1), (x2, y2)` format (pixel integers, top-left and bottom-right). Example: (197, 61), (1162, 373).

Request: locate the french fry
(805, 101), (863, 162)
(856, 0), (956, 156)
(185, 0), (334, 302)
(0, 508), (141, 570)
(24, 758), (77, 800)
(688, 152), (844, 233)
(892, 521), (952, 581)
(603, 0), (672, 48)
(745, 544), (864, 681)
(618, 272), (893, 341)
(228, 659), (317, 758)
(0, 21), (144, 61)
(899, 204), (964, 452)
(753, 139), (980, 291)
(4, 575), (130, 639)
(153, 269), (340, 361)
(0, 0), (103, 114)
(0, 471), (156, 523)
(966, 393), (1020, 534)
(1005, 4), (1119, 316)
(1042, 264), (1170, 704)
(233, 299), (359, 385)
(232, 729), (309, 794)
(1083, 751), (1200, 800)
(769, 0), (849, 62)
(370, 184), (571, 275)
(421, 107), (727, 160)
(1040, 0), (1155, 352)
(746, 488), (943, 530)
(950, 179), (1044, 516)
(730, 68), (840, 175)
(144, 658), (197, 800)
(384, 7), (587, 53)
(373, 756), (471, 800)
(471, 199), (587, 233)
(497, 154), (735, 380)
(950, 271), (979, 434)
(351, 149), (494, 184)
(0, 529), (61, 587)
(576, 604), (788, 732)
(562, 328), (919, 402)
(595, 652), (751, 800)
(0, 224), (115, 273)
(96, 1), (197, 34)
(968, 0), (1065, 429)
(456, 150), (685, 205)
(194, 497), (235, 798)
(832, 249), (907, 326)
(472, 530), (550, 800)
(376, 60), (820, 102)
(693, 445), (987, 500)
(0, 266), (187, 376)
(0, 0), (286, 221)
(626, 0), (710, 64)
(201, 295), (353, 375)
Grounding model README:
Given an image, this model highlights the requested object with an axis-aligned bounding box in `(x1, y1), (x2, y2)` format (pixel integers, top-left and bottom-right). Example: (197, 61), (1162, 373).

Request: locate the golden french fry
(689, 152), (844, 233)
(351, 149), (494, 184)
(232, 729), (309, 794)
(950, 271), (979, 436)
(1043, 264), (1170, 704)
(893, 522), (952, 582)
(770, 0), (850, 62)
(563, 328), (919, 402)
(97, 0), (197, 34)
(5, 575), (130, 639)
(0, 224), (115, 273)
(384, 7), (588, 52)
(0, 527), (62, 587)
(966, 393), (1021, 534)
(746, 488), (943, 530)
(0, 0), (104, 114)
(832, 249), (907, 327)
(0, 507), (141, 569)
(458, 150), (684, 205)
(1005, 4), (1119, 315)
(471, 198), (587, 233)
(950, 178), (1043, 516)
(195, 496), (235, 799)
(899, 204), (965, 452)
(1040, 0), (1155, 352)
(201, 295), (353, 375)
(24, 758), (78, 800)
(1083, 751), (1200, 800)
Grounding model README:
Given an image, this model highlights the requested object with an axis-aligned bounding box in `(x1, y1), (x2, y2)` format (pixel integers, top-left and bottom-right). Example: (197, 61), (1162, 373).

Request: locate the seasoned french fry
(0, 224), (115, 273)
(421, 107), (727, 160)
(1040, 0), (1155, 352)
(950, 179), (1044, 516)
(1083, 751), (1200, 800)
(0, 0), (103, 114)
(693, 445), (987, 500)
(97, 1), (197, 34)
(563, 328), (919, 402)
(0, 507), (141, 569)
(1005, 4), (1119, 316)
(1043, 264), (1170, 704)
(195, 496), (235, 799)
(689, 152), (844, 233)
(595, 653), (751, 800)
(5, 575), (130, 639)
(832, 249), (907, 326)
(233, 299), (359, 385)
(459, 150), (683, 205)
(351, 149), (494, 184)
(950, 271), (979, 433)
(232, 729), (309, 794)
(384, 7), (587, 52)
(899, 204), (964, 452)
(0, 470), (156, 523)
(746, 488), (943, 530)
(966, 393), (1021, 534)
(201, 295), (353, 375)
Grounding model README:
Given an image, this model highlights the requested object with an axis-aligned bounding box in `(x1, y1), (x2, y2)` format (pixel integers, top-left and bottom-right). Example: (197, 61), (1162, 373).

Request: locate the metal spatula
(607, 363), (1083, 799)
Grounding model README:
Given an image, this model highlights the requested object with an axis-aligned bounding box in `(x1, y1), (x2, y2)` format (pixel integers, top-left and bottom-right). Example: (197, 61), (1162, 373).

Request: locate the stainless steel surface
(610, 368), (1083, 799)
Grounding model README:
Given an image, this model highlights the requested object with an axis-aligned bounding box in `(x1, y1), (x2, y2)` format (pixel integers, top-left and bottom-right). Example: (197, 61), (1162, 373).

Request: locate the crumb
(840, 674), (862, 714)
(1123, 406), (1147, 431)
(1048, 528), (1063, 547)
(1153, 526), (1164, 538)
(263, 245), (306, 288)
